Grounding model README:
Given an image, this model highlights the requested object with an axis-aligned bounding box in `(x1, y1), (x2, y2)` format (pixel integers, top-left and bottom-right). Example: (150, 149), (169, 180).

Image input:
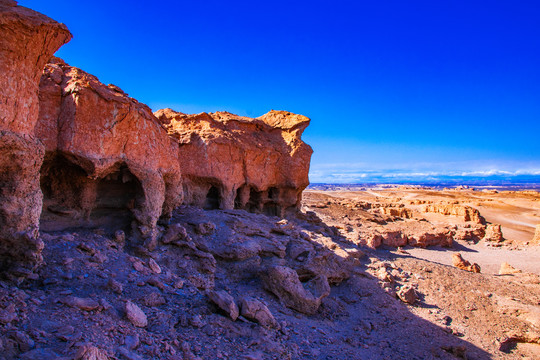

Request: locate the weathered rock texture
(36, 59), (182, 243)
(423, 204), (485, 224)
(154, 108), (312, 217)
(0, 0), (71, 272)
(452, 253), (481, 273)
(533, 224), (540, 245)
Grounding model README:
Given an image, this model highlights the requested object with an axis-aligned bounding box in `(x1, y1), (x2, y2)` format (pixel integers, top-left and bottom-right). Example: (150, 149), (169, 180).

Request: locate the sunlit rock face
(154, 108), (313, 217)
(0, 0), (71, 274)
(36, 59), (182, 245)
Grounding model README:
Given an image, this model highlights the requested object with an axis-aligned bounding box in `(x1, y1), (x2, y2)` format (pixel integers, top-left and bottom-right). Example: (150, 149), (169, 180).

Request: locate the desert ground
(1, 186), (539, 359)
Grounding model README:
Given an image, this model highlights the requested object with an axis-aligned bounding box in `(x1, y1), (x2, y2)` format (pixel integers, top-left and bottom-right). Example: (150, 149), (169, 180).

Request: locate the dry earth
(1, 186), (539, 359)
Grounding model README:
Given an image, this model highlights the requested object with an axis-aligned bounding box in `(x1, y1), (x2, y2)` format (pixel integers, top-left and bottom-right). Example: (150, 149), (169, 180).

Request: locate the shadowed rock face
(0, 0), (71, 274)
(36, 60), (182, 244)
(154, 108), (313, 217)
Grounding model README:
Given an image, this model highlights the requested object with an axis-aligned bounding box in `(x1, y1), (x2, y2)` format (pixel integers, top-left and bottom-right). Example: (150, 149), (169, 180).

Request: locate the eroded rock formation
(423, 204), (485, 224)
(533, 224), (540, 245)
(154, 108), (312, 217)
(0, 0), (71, 273)
(36, 59), (182, 245)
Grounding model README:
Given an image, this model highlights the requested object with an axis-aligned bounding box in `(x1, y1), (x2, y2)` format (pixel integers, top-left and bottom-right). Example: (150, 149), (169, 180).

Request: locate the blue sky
(21, 0), (540, 183)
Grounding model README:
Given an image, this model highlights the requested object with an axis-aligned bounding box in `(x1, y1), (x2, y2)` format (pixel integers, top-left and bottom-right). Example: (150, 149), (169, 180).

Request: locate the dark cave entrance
(248, 188), (262, 213)
(204, 185), (221, 210)
(40, 154), (92, 231)
(91, 166), (144, 230)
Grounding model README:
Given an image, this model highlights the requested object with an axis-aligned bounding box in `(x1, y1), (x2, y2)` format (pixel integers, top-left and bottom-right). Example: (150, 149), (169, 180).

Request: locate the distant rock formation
(36, 59), (182, 245)
(0, 0), (71, 274)
(533, 224), (540, 245)
(154, 108), (312, 217)
(423, 204), (485, 224)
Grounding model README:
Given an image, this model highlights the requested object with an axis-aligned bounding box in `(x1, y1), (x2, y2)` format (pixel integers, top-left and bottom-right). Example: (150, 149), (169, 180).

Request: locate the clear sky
(21, 0), (540, 183)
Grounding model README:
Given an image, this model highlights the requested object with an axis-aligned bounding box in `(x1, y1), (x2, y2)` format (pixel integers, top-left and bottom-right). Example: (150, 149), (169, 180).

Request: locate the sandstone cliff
(154, 108), (312, 217)
(36, 59), (182, 246)
(0, 0), (71, 274)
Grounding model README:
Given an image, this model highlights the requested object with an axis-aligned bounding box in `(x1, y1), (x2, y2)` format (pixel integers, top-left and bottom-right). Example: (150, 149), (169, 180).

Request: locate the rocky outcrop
(261, 265), (330, 314)
(0, 0), (71, 273)
(154, 108), (312, 217)
(452, 253), (481, 273)
(483, 224), (504, 243)
(532, 225), (540, 245)
(423, 204), (485, 224)
(36, 60), (182, 245)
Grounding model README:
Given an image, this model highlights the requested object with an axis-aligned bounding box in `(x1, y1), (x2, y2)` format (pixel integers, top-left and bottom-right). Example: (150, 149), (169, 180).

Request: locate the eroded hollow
(40, 154), (93, 231)
(90, 166), (144, 230)
(263, 202), (280, 217)
(204, 185), (221, 210)
(40, 156), (144, 232)
(248, 188), (262, 212)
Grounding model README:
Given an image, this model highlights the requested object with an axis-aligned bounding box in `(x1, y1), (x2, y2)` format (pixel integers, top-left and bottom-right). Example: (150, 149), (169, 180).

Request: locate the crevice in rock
(204, 185), (221, 210)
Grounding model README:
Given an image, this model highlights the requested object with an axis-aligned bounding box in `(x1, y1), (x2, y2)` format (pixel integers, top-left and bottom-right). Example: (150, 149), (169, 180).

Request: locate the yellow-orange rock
(532, 224), (540, 245)
(36, 59), (182, 245)
(452, 253), (481, 273)
(0, 0), (71, 273)
(154, 108), (312, 217)
(423, 204), (485, 224)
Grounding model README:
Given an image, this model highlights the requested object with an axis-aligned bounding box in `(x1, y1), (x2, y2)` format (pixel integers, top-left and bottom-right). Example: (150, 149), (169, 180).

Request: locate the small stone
(77, 243), (95, 255)
(118, 346), (143, 360)
(63, 296), (100, 311)
(74, 344), (109, 360)
(189, 315), (205, 328)
(0, 304), (17, 324)
(142, 292), (166, 307)
(115, 230), (126, 245)
(91, 252), (108, 264)
(173, 279), (184, 289)
(397, 285), (418, 304)
(108, 279), (123, 294)
(148, 258), (162, 274)
(125, 334), (140, 350)
(132, 261), (146, 272)
(125, 301), (147, 327)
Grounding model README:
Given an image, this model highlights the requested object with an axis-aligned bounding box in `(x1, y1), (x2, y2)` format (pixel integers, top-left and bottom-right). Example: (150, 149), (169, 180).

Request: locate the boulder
(499, 262), (522, 275)
(0, 0), (71, 273)
(207, 290), (239, 320)
(154, 108), (312, 216)
(240, 297), (278, 328)
(452, 253), (481, 273)
(397, 285), (418, 304)
(260, 265), (330, 314)
(36, 60), (182, 245)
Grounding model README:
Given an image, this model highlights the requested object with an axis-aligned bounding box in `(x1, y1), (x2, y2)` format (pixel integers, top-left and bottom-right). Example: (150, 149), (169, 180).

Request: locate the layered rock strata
(36, 59), (182, 245)
(0, 0), (71, 273)
(154, 108), (312, 217)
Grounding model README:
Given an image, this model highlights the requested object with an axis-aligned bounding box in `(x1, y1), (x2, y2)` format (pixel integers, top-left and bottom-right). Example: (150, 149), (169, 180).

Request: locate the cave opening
(248, 188), (262, 213)
(234, 187), (243, 209)
(204, 185), (221, 210)
(91, 165), (144, 230)
(268, 186), (279, 201)
(263, 202), (280, 217)
(40, 154), (92, 231)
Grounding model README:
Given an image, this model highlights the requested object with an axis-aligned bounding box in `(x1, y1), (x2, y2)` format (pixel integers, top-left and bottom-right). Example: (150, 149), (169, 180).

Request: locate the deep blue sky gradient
(21, 0), (540, 183)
